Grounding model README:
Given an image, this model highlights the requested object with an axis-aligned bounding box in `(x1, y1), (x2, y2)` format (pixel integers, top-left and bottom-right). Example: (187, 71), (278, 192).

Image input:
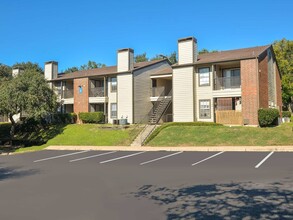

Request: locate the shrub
(79, 112), (104, 124)
(282, 111), (291, 118)
(258, 108), (280, 127)
(144, 122), (222, 145)
(51, 113), (77, 124)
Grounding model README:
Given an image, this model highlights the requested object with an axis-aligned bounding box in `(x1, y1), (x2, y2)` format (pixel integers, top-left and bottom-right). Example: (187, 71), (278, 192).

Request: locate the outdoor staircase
(130, 124), (158, 147)
(130, 89), (172, 147)
(149, 89), (172, 124)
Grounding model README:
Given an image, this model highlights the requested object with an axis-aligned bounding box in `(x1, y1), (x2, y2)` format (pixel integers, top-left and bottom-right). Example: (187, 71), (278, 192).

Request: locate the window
(111, 77), (117, 92)
(199, 100), (211, 119)
(111, 103), (117, 118)
(198, 67), (210, 86)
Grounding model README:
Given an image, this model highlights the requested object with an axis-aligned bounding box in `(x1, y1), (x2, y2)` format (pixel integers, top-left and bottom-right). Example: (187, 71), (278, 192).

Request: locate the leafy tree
(150, 52), (177, 64)
(80, 60), (106, 70)
(0, 69), (57, 142)
(168, 52), (177, 64)
(0, 63), (12, 82)
(273, 38), (293, 110)
(135, 52), (148, 63)
(64, 66), (79, 73)
(12, 61), (43, 73)
(198, 48), (218, 54)
(64, 60), (106, 74)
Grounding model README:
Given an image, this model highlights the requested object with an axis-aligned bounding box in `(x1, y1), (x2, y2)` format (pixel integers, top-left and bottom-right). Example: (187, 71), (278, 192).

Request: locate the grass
(147, 122), (293, 146)
(1, 123), (141, 153)
(41, 124), (140, 146)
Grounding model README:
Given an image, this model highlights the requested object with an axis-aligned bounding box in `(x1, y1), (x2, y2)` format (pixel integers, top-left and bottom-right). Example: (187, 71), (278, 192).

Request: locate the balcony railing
(151, 86), (172, 97)
(214, 76), (241, 90)
(89, 87), (105, 97)
(63, 89), (74, 99)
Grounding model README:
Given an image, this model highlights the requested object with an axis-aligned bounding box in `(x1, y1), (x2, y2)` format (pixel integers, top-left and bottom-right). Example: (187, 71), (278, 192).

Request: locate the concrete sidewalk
(46, 145), (293, 152)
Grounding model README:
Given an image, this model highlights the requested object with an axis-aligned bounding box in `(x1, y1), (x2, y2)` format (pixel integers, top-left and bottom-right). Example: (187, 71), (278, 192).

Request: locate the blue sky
(1, 0), (292, 71)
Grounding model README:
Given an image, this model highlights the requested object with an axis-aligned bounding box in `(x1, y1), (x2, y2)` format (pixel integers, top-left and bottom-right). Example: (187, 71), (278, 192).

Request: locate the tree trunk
(9, 114), (16, 146)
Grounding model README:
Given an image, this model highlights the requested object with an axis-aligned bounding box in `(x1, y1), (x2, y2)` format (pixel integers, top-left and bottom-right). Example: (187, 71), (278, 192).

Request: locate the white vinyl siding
(117, 51), (130, 72)
(173, 66), (194, 122)
(117, 73), (133, 123)
(178, 40), (194, 64)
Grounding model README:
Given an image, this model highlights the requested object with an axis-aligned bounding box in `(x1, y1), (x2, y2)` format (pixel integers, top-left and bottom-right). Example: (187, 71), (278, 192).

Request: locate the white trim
(150, 74), (172, 79)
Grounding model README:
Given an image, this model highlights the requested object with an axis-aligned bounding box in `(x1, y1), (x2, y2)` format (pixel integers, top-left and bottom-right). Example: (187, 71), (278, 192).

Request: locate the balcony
(89, 87), (105, 97)
(63, 89), (74, 99)
(214, 76), (241, 90)
(151, 86), (172, 97)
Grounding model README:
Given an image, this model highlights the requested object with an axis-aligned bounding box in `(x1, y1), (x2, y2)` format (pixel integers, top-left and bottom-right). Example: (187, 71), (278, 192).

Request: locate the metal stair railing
(149, 89), (172, 124)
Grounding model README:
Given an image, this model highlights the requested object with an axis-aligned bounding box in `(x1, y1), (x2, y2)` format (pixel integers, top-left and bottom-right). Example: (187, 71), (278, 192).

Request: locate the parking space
(28, 150), (292, 169)
(0, 150), (292, 220)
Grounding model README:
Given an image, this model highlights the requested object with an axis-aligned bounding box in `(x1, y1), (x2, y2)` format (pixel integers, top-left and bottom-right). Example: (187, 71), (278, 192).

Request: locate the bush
(258, 108), (280, 127)
(51, 113), (77, 124)
(282, 111), (291, 118)
(79, 112), (104, 124)
(144, 122), (222, 145)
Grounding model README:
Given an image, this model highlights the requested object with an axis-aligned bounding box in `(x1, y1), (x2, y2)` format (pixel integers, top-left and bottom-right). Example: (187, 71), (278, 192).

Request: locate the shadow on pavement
(132, 180), (293, 219)
(0, 164), (39, 181)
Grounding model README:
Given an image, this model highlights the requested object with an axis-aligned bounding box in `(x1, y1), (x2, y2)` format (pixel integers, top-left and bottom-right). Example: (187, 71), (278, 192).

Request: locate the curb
(46, 145), (293, 152)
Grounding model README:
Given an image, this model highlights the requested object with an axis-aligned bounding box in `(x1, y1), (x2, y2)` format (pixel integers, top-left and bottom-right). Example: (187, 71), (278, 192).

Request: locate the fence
(215, 110), (242, 125)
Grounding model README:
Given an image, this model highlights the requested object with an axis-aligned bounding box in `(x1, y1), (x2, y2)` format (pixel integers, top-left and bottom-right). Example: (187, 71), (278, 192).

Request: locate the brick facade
(74, 78), (89, 122)
(275, 63), (282, 115)
(258, 51), (269, 109)
(241, 59), (259, 125)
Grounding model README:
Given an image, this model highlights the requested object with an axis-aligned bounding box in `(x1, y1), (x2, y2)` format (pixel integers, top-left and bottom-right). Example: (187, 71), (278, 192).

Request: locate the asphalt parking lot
(0, 150), (292, 220)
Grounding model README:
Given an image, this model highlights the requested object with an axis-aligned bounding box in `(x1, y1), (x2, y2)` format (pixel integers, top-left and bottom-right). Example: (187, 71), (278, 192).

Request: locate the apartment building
(46, 49), (172, 124)
(45, 36), (282, 126)
(172, 37), (282, 126)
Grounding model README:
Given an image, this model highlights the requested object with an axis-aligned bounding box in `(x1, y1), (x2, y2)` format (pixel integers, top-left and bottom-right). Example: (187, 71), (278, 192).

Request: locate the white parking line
(69, 151), (117, 162)
(100, 151), (146, 164)
(34, 150), (90, 163)
(140, 151), (183, 165)
(255, 151), (274, 168)
(191, 151), (225, 166)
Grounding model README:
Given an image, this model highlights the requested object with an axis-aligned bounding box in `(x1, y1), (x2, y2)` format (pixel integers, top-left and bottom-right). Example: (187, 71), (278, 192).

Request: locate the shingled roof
(196, 45), (271, 64)
(51, 59), (167, 81)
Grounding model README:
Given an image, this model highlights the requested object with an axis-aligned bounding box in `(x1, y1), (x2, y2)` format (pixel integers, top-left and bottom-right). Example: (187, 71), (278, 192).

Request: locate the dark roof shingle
(51, 59), (167, 81)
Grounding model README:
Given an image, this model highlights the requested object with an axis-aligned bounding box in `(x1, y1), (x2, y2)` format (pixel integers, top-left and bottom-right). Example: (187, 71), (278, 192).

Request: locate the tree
(0, 69), (57, 143)
(168, 52), (177, 64)
(135, 53), (148, 63)
(64, 60), (106, 74)
(0, 63), (12, 82)
(150, 52), (177, 64)
(12, 61), (43, 72)
(198, 48), (218, 54)
(273, 38), (293, 109)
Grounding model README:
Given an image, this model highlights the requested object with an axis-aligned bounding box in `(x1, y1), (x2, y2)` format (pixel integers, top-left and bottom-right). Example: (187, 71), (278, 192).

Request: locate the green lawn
(0, 123), (141, 153)
(147, 122), (293, 146)
(42, 124), (139, 146)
